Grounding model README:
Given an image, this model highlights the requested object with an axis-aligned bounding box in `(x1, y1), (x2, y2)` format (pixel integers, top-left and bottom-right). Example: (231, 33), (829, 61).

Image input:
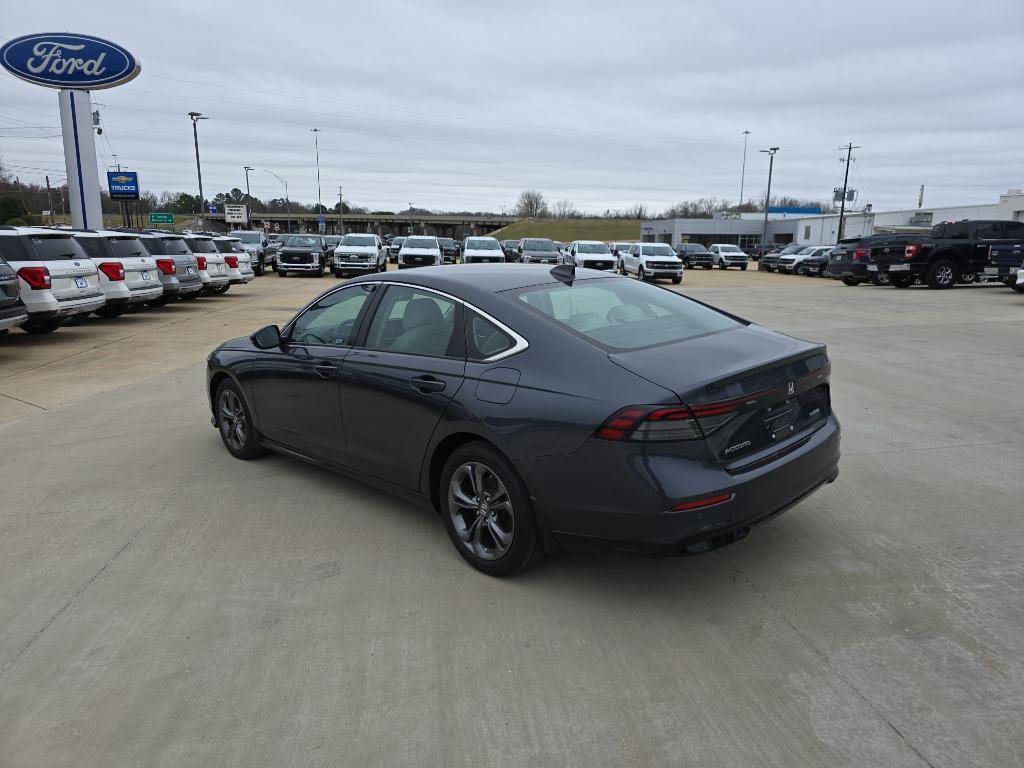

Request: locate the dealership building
(640, 190), (1024, 249)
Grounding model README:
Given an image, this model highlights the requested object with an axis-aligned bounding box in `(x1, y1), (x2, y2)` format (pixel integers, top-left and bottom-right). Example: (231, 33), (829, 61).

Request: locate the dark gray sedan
(206, 265), (840, 575)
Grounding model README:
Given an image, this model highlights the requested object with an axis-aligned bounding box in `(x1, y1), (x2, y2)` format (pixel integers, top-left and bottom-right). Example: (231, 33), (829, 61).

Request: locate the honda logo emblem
(787, 381), (795, 396)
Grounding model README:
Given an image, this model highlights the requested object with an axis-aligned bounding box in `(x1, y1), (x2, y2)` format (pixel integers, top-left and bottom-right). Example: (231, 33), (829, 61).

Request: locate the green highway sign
(149, 212), (174, 224)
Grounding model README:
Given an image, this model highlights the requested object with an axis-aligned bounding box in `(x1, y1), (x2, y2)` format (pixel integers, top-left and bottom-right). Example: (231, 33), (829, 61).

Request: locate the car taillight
(17, 266), (51, 290)
(156, 258), (176, 275)
(853, 249), (868, 261)
(905, 244), (921, 259)
(595, 401), (739, 442)
(224, 256), (239, 268)
(98, 261), (125, 281)
(196, 256), (207, 270)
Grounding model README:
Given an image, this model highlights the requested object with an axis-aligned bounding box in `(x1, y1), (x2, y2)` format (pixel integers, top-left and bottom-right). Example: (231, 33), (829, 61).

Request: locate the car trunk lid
(609, 325), (831, 468)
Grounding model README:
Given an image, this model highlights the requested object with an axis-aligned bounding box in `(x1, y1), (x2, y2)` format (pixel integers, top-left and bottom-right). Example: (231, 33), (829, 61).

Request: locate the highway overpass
(202, 211), (516, 237)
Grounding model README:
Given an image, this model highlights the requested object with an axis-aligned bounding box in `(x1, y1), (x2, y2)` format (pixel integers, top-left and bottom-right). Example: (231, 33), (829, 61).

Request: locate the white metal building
(642, 190), (1024, 248)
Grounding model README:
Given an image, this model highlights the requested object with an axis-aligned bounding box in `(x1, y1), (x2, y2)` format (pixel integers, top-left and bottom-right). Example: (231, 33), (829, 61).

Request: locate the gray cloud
(2, 0), (1022, 213)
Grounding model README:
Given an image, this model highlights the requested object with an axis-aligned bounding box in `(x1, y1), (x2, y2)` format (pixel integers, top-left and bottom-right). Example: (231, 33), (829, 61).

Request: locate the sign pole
(58, 89), (103, 229)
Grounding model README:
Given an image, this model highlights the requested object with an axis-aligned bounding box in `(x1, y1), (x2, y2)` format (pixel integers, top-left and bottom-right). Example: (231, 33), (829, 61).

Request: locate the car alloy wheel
(637, 265), (646, 281)
(927, 260), (957, 289)
(871, 271), (890, 286)
(448, 461), (514, 561)
(216, 382), (265, 459)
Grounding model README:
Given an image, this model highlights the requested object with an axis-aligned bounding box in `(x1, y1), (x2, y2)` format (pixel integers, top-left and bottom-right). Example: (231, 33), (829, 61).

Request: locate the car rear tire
(891, 273), (915, 288)
(959, 273), (977, 284)
(94, 305), (126, 319)
(927, 259), (958, 289)
(215, 380), (266, 460)
(277, 269), (287, 277)
(145, 294), (170, 307)
(439, 442), (543, 577)
(841, 276), (861, 286)
(740, 264), (747, 271)
(213, 284), (230, 295)
(180, 291), (201, 301)
(871, 272), (890, 286)
(21, 318), (62, 334)
(671, 276), (682, 284)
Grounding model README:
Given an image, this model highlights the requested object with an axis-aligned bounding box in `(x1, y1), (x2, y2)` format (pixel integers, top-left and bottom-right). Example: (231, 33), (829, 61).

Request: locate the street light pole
(739, 130), (751, 208)
(243, 165), (254, 228)
(759, 147), (779, 252)
(338, 186), (344, 236)
(264, 170), (291, 234)
(188, 112), (208, 227)
(311, 128), (322, 222)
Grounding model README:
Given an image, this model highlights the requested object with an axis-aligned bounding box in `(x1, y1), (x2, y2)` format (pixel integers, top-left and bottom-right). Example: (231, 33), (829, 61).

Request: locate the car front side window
(289, 285), (374, 347)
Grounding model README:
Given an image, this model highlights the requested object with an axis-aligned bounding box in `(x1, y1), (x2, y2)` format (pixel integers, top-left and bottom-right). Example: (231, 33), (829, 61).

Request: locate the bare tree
(513, 189), (548, 218)
(624, 203), (648, 219)
(551, 198), (578, 218)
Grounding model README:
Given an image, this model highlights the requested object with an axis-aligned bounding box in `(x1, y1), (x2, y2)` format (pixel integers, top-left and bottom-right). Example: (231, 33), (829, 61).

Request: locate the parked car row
(0, 226), (256, 336)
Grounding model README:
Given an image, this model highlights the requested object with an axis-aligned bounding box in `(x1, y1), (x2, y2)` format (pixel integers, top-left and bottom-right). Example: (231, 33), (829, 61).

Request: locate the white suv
(620, 243), (683, 284)
(184, 235), (230, 294)
(0, 226), (106, 333)
(398, 236), (442, 269)
(72, 230), (164, 318)
(213, 236), (255, 285)
(332, 233), (386, 277)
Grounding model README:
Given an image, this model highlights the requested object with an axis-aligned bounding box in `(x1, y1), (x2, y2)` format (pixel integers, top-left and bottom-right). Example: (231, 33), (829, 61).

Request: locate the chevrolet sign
(106, 170), (139, 201)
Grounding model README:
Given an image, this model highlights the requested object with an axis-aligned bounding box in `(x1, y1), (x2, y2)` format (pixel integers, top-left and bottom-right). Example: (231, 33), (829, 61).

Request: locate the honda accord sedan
(206, 265), (840, 575)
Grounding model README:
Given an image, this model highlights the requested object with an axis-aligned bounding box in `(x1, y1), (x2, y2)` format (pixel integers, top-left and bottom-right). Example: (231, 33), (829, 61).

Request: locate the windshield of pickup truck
(341, 234), (376, 246)
(233, 232), (262, 244)
(466, 239), (500, 250)
(577, 243), (611, 254)
(523, 239), (557, 251)
(284, 235), (321, 248)
(403, 237), (437, 249)
(641, 245), (676, 257)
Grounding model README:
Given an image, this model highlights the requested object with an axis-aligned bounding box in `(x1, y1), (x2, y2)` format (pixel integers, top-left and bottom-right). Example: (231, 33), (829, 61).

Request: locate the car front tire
(215, 380), (266, 460)
(440, 441), (543, 577)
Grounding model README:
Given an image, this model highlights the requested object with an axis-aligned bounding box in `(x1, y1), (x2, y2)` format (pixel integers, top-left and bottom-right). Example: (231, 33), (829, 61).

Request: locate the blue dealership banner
(767, 206), (822, 215)
(107, 171), (140, 201)
(0, 33), (140, 90)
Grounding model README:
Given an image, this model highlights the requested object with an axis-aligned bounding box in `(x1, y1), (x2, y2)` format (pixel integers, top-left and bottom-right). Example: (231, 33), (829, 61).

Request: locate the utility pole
(244, 166), (254, 227)
(45, 176), (55, 225)
(188, 112), (209, 227)
(15, 176), (28, 212)
(918, 185), (925, 209)
(836, 141), (860, 243)
(342, 186), (350, 234)
(739, 130), (751, 208)
(311, 128), (322, 218)
(759, 147), (779, 252)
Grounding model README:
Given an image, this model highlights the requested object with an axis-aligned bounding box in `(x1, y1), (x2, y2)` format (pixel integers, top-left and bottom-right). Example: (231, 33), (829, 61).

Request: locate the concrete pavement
(0, 272), (1021, 767)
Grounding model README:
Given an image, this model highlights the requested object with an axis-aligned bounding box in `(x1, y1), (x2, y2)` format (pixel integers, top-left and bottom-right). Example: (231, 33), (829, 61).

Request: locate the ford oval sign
(0, 33), (140, 90)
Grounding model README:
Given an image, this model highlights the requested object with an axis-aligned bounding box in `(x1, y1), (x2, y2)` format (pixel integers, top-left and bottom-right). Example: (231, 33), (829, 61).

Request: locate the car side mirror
(612, 249), (619, 256)
(252, 324), (282, 349)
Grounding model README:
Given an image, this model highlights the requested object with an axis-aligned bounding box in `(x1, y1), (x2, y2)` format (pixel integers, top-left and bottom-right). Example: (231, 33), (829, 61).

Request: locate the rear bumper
(825, 262), (867, 279)
(519, 414), (840, 551)
(200, 272), (230, 286)
(27, 292), (106, 319)
(0, 304), (28, 331)
(128, 285), (163, 303)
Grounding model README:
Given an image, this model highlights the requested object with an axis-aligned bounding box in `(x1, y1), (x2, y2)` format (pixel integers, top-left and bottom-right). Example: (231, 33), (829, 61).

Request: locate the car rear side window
(467, 311), (514, 361)
(29, 235), (89, 261)
(516, 279), (740, 351)
(0, 236), (33, 261)
(365, 285), (462, 358)
(188, 239), (217, 254)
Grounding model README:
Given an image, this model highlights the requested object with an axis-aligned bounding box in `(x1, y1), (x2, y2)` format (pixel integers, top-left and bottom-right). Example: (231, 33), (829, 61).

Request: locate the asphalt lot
(1, 268), (1022, 767)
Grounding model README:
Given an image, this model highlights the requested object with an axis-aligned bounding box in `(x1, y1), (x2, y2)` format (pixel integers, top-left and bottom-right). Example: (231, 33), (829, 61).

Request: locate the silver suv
(137, 231), (204, 304)
(0, 226), (105, 333)
(228, 230), (268, 275)
(72, 230), (164, 317)
(184, 234), (230, 294)
(213, 236), (255, 285)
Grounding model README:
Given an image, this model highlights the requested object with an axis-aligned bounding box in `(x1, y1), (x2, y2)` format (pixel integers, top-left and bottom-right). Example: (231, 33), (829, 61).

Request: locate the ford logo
(0, 33), (140, 90)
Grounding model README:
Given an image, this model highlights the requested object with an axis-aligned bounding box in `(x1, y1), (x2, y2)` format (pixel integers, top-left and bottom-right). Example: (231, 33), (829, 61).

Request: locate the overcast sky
(2, 0), (1023, 214)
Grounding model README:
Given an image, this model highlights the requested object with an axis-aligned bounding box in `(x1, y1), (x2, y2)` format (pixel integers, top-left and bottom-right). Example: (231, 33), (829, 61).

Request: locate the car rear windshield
(24, 235), (88, 261)
(641, 245), (676, 257)
(515, 278), (740, 351)
(188, 238), (218, 253)
(214, 240), (244, 253)
(107, 237), (148, 259)
(342, 234), (376, 246)
(157, 237), (192, 256)
(577, 243), (610, 254)
(467, 239), (500, 250)
(404, 237), (436, 249)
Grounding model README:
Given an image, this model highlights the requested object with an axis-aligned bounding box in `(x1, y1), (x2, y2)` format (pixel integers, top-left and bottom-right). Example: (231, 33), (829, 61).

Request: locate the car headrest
(607, 304), (646, 324)
(403, 297), (443, 328)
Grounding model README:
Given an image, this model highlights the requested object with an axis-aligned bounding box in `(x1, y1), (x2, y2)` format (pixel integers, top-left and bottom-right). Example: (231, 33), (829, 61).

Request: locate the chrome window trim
(285, 279), (530, 362)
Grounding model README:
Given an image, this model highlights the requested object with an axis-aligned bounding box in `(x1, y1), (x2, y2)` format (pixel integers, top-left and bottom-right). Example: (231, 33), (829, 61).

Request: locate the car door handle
(410, 375), (446, 393)
(314, 363), (339, 379)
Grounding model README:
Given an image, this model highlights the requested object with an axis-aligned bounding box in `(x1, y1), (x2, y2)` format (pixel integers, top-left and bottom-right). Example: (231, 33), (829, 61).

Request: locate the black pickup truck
(986, 242), (1024, 292)
(872, 219), (1024, 289)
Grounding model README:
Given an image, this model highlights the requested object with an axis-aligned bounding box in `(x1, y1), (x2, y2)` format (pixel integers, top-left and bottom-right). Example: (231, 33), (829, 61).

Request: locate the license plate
(74, 277), (89, 288)
(984, 267), (999, 275)
(889, 264), (910, 272)
(186, 267), (196, 276)
(867, 264), (878, 271)
(141, 271), (151, 281)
